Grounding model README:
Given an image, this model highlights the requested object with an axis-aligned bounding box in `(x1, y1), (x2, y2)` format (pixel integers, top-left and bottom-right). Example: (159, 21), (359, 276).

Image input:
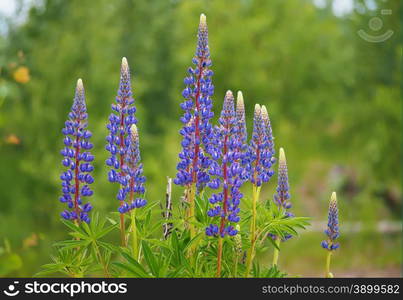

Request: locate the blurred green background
(0, 0), (401, 277)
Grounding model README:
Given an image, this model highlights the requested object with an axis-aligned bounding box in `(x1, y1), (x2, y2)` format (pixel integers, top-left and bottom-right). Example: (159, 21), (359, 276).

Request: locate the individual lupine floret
(248, 104), (275, 186)
(105, 57), (138, 212)
(174, 13), (215, 189)
(60, 79), (94, 224)
(322, 192), (340, 251)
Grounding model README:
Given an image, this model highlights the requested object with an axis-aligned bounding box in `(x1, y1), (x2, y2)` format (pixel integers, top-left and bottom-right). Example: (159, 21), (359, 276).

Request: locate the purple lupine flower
(60, 79), (94, 224)
(261, 105), (275, 164)
(274, 148), (292, 215)
(105, 57), (138, 213)
(270, 148), (293, 240)
(121, 124), (147, 212)
(174, 14), (214, 190)
(321, 192), (340, 251)
(248, 104), (275, 187)
(236, 91), (247, 145)
(206, 91), (247, 237)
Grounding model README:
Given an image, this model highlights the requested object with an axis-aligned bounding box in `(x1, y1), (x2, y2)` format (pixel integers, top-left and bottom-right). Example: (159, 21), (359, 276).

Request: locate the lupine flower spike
(206, 90), (247, 276)
(245, 103), (275, 277)
(174, 13), (215, 241)
(236, 91), (247, 146)
(261, 105), (275, 163)
(271, 148), (293, 266)
(106, 57), (138, 245)
(127, 124), (146, 258)
(60, 79), (94, 224)
(322, 192), (339, 277)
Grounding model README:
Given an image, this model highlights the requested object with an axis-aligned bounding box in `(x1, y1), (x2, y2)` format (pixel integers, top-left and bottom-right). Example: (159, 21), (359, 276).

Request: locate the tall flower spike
(274, 148), (292, 215)
(206, 91), (247, 238)
(60, 79), (94, 224)
(270, 147), (293, 241)
(249, 104), (275, 186)
(322, 192), (340, 251)
(261, 105), (275, 161)
(174, 13), (214, 189)
(121, 124), (147, 213)
(106, 57), (138, 213)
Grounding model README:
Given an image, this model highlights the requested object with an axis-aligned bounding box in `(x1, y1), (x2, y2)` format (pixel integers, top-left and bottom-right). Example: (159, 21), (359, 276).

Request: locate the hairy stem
(234, 253), (239, 278)
(130, 209), (138, 260)
(216, 237), (223, 277)
(93, 241), (110, 278)
(272, 237), (281, 266)
(120, 214), (126, 247)
(325, 251), (333, 278)
(245, 184), (261, 277)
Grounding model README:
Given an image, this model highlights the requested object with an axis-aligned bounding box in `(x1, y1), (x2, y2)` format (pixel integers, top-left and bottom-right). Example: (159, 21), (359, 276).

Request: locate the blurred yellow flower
(5, 134), (21, 145)
(13, 66), (30, 84)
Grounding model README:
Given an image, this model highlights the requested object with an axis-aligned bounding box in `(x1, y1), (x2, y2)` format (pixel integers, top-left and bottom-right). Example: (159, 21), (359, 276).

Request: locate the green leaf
(141, 241), (159, 276)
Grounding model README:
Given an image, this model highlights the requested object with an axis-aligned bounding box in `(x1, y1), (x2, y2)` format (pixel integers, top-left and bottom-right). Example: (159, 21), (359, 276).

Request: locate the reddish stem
(73, 126), (81, 223)
(219, 134), (229, 235)
(191, 57), (204, 183)
(119, 103), (127, 246)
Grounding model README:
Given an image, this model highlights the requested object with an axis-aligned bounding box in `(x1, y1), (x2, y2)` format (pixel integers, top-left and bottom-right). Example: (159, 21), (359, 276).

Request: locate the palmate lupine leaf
(36, 247), (92, 277)
(113, 250), (151, 278)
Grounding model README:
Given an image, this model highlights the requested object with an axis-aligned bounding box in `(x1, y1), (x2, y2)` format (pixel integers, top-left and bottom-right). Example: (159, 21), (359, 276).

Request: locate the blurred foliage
(0, 0), (401, 276)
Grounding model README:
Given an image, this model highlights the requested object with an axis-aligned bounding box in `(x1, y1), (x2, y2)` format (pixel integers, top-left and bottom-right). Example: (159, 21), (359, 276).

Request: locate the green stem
(93, 242), (110, 278)
(130, 209), (138, 260)
(272, 238), (281, 266)
(234, 254), (239, 278)
(120, 213), (126, 246)
(325, 251), (333, 278)
(185, 183), (197, 257)
(216, 237), (223, 277)
(245, 184), (261, 277)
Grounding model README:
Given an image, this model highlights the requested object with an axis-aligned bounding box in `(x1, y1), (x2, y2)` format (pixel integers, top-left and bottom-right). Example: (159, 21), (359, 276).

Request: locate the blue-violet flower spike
(60, 79), (94, 224)
(249, 104), (275, 187)
(174, 13), (214, 190)
(106, 57), (138, 213)
(269, 148), (293, 241)
(261, 105), (275, 163)
(321, 192), (340, 251)
(206, 91), (246, 237)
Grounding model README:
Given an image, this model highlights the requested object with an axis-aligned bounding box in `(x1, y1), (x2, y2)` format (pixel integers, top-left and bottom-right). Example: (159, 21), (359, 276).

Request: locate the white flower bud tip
(279, 147), (286, 165)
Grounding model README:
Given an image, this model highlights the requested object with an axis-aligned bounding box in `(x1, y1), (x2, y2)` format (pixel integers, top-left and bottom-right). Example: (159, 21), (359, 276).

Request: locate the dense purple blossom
(248, 104), (275, 187)
(269, 148), (293, 241)
(205, 91), (248, 237)
(321, 192), (340, 251)
(106, 57), (140, 213)
(174, 14), (215, 190)
(60, 79), (94, 224)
